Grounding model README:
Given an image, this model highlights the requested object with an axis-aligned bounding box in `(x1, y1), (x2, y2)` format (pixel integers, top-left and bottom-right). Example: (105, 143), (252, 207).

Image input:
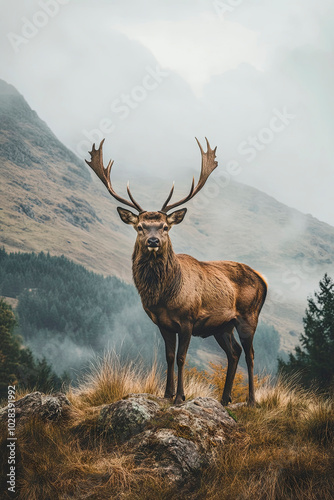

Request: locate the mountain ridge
(1, 79), (333, 351)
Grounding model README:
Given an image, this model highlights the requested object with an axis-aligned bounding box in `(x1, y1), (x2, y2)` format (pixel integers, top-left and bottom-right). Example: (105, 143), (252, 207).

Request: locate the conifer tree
(0, 299), (62, 399)
(279, 274), (334, 391)
(0, 299), (20, 397)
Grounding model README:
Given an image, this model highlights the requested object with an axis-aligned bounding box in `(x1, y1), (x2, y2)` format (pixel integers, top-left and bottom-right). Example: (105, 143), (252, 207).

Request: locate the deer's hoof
(164, 392), (175, 399)
(173, 395), (185, 405)
(221, 396), (232, 406)
(247, 399), (257, 407)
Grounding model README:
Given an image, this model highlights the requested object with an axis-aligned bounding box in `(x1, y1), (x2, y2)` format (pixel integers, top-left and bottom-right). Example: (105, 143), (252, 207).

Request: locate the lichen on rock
(0, 391), (71, 424)
(98, 393), (161, 442)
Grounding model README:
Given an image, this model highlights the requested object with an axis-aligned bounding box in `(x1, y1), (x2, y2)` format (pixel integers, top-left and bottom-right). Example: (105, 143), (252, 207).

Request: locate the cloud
(0, 0), (333, 225)
(114, 12), (266, 95)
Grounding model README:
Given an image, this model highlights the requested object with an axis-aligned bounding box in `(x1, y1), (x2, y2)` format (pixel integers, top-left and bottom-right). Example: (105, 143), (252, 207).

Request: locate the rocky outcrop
(99, 394), (237, 481)
(0, 391), (71, 424)
(0, 392), (236, 482)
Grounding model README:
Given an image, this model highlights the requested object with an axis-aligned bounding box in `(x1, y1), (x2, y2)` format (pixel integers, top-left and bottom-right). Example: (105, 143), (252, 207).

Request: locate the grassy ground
(0, 355), (333, 499)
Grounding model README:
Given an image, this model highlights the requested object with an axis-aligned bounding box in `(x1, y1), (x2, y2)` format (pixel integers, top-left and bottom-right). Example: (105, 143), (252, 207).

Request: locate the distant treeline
(0, 248), (282, 378)
(0, 247), (137, 346)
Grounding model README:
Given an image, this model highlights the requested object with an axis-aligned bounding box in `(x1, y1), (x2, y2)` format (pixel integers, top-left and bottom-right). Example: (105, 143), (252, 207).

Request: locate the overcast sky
(1, 0), (333, 225)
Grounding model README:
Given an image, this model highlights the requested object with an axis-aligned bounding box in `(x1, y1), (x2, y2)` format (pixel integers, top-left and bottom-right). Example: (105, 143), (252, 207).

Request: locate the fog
(0, 0), (333, 226)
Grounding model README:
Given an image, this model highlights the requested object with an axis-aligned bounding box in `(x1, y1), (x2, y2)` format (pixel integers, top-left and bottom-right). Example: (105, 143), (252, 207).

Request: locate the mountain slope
(1, 79), (334, 350)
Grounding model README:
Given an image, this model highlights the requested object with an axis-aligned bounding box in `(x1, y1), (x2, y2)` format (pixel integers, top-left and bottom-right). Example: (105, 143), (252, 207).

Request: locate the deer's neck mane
(132, 241), (182, 307)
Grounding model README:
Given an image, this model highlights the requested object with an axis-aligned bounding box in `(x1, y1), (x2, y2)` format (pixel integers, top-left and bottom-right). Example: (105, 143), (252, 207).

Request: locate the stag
(86, 138), (267, 406)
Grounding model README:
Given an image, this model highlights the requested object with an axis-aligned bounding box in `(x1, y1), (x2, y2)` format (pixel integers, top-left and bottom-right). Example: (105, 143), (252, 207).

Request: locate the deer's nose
(147, 237), (160, 247)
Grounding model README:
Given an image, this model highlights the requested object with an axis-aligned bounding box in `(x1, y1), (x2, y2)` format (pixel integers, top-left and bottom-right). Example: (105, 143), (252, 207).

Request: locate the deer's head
(116, 208), (186, 255)
(85, 138), (218, 256)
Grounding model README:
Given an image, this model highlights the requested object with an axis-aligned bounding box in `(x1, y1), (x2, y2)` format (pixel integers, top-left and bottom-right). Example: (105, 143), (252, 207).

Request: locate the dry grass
(193, 377), (334, 500)
(185, 361), (265, 403)
(69, 351), (164, 408)
(69, 351), (214, 410)
(0, 355), (333, 499)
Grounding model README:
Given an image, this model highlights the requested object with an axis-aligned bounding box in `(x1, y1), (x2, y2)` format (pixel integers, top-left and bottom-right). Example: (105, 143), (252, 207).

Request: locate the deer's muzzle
(147, 237), (160, 251)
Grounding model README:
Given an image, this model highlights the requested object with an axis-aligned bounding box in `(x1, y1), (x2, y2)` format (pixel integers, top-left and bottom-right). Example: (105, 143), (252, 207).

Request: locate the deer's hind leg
(214, 322), (242, 406)
(236, 316), (257, 406)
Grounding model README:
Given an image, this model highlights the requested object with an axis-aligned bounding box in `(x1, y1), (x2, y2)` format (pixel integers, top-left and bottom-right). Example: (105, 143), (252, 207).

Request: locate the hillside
(1, 79), (334, 350)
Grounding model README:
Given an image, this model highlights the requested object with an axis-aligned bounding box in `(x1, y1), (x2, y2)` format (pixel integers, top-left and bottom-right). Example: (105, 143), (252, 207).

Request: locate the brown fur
(121, 210), (267, 406)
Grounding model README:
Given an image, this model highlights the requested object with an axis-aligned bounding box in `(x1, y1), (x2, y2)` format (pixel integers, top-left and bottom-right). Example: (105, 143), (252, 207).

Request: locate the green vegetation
(0, 247), (137, 345)
(0, 248), (158, 377)
(279, 274), (334, 393)
(0, 299), (61, 400)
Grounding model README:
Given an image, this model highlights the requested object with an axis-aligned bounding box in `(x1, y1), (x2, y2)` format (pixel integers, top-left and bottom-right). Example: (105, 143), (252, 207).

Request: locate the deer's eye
(163, 226), (168, 232)
(137, 226), (143, 232)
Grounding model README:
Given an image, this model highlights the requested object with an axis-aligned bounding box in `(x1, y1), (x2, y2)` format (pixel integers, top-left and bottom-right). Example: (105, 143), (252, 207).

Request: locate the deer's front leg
(174, 326), (192, 405)
(159, 328), (176, 399)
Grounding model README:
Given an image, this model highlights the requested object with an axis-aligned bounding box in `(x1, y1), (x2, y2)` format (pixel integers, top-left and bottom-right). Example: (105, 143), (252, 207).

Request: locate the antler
(85, 139), (143, 212)
(160, 137), (218, 213)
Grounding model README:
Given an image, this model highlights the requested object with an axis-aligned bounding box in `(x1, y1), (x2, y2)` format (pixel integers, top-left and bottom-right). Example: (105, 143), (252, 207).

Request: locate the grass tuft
(69, 351), (164, 408)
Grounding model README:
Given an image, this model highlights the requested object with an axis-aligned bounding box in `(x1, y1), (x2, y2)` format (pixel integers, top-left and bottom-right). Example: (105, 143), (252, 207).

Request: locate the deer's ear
(167, 208), (187, 226)
(117, 207), (138, 226)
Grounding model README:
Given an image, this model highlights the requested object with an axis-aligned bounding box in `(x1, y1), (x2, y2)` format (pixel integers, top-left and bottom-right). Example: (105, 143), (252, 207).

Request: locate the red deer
(86, 139), (267, 406)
